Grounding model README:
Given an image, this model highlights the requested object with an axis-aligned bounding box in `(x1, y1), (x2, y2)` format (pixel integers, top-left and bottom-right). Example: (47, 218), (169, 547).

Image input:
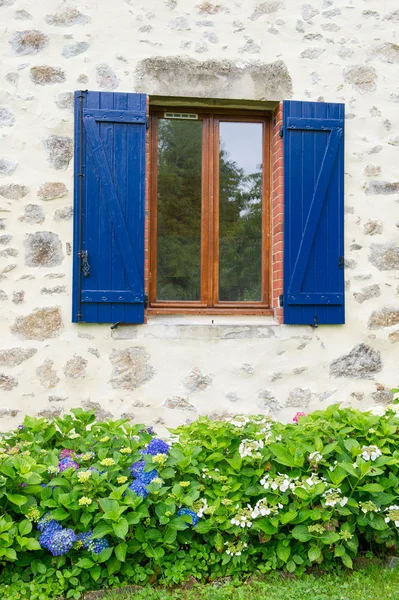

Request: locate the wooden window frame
(148, 107), (273, 315)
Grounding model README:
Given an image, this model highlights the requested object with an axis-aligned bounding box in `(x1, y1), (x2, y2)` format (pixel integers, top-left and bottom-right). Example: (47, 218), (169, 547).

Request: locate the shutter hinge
(279, 294), (284, 307)
(144, 294), (149, 309)
(279, 126), (284, 138)
(110, 321), (121, 330)
(338, 256), (345, 269)
(79, 250), (90, 277)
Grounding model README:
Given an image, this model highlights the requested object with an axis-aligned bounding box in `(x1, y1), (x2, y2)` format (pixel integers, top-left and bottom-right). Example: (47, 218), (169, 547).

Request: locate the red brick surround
(271, 102), (284, 324)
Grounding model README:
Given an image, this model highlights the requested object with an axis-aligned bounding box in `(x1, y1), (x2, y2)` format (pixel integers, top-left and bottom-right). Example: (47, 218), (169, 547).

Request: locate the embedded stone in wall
(0, 159), (17, 177)
(41, 286), (67, 295)
(24, 231), (64, 267)
(388, 331), (399, 343)
(0, 374), (18, 391)
(42, 136), (73, 170)
(330, 343), (382, 379)
(257, 390), (281, 411)
(353, 284), (380, 304)
(9, 30), (49, 55)
(54, 92), (74, 112)
(368, 308), (399, 330)
(54, 207), (72, 222)
(286, 387), (311, 407)
(37, 359), (60, 389)
(38, 407), (63, 418)
(109, 347), (155, 390)
(0, 408), (19, 417)
(343, 65), (377, 93)
(365, 181), (399, 195)
(81, 400), (113, 420)
(239, 40), (260, 54)
(38, 182), (68, 200)
(0, 290), (8, 301)
(30, 66), (66, 85)
(301, 48), (325, 60)
(250, 1), (283, 20)
(15, 9), (31, 19)
(49, 396), (68, 402)
(0, 0), (16, 7)
(64, 355), (88, 379)
(369, 243), (399, 270)
(364, 165), (381, 177)
(0, 347), (37, 367)
(11, 307), (63, 340)
(0, 107), (15, 128)
(370, 43), (399, 64)
(364, 220), (382, 236)
(164, 397), (196, 411)
(183, 367), (213, 391)
(96, 63), (119, 90)
(62, 41), (89, 58)
(337, 46), (353, 60)
(301, 3), (319, 21)
(168, 16), (190, 30)
(0, 234), (11, 245)
(371, 386), (394, 405)
(12, 291), (24, 304)
(87, 347), (100, 358)
(0, 248), (18, 258)
(45, 8), (90, 26)
(385, 10), (399, 22)
(23, 204), (45, 224)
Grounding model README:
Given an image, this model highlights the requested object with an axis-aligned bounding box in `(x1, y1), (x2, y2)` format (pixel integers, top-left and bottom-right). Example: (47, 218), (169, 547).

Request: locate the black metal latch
(80, 250), (90, 277)
(338, 256), (345, 269)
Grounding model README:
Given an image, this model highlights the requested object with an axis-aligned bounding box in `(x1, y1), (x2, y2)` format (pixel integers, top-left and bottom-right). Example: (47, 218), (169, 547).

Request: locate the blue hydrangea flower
(88, 537), (110, 554)
(177, 508), (200, 527)
(128, 480), (148, 498)
(38, 521), (63, 549)
(37, 513), (58, 532)
(76, 531), (93, 549)
(47, 528), (77, 556)
(130, 459), (158, 484)
(58, 457), (79, 472)
(144, 438), (170, 456)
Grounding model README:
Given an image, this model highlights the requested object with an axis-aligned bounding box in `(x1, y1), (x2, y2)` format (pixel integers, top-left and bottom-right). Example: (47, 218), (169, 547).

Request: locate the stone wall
(0, 0), (398, 431)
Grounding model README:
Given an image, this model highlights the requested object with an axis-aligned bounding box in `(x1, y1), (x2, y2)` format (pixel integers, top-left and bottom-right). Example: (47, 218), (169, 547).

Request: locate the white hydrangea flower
(238, 438), (264, 459)
(361, 445), (382, 462)
(308, 451), (323, 464)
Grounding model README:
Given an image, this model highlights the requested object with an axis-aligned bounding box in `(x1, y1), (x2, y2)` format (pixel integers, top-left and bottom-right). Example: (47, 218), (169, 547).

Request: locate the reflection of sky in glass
(219, 122), (262, 175)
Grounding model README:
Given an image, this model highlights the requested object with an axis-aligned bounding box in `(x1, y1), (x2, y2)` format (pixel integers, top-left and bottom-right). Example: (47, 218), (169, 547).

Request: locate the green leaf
(270, 445), (295, 467)
(308, 546), (322, 562)
(25, 538), (41, 551)
(107, 556), (121, 576)
(115, 542), (127, 562)
(76, 558), (94, 569)
(4, 548), (17, 561)
(112, 518), (128, 539)
(90, 566), (101, 582)
(195, 520), (212, 534)
(51, 508), (70, 521)
(320, 531), (340, 545)
(292, 525), (312, 542)
(359, 483), (384, 493)
(92, 522), (113, 539)
(7, 493), (27, 507)
(286, 559), (296, 573)
(164, 525), (177, 545)
(18, 520), (32, 536)
(214, 532), (224, 552)
(97, 546), (113, 563)
(344, 439), (360, 454)
(338, 462), (359, 478)
(280, 511), (298, 525)
(99, 498), (119, 513)
(293, 487), (310, 501)
(341, 552), (353, 569)
(277, 541), (290, 563)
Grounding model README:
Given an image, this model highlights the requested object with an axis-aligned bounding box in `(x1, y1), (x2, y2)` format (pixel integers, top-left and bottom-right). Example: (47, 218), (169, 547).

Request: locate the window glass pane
(156, 118), (202, 301)
(219, 122), (263, 302)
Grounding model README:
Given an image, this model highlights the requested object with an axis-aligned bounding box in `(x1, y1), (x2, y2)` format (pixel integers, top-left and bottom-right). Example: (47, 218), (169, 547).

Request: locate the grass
(99, 564), (399, 600)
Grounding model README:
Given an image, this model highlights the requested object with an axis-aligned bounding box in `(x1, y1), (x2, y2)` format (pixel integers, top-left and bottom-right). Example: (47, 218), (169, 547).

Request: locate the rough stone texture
(81, 400), (113, 421)
(96, 63), (119, 90)
(23, 204), (45, 224)
(9, 30), (49, 55)
(12, 291), (24, 304)
(368, 308), (399, 330)
(0, 234), (11, 246)
(343, 65), (377, 93)
(164, 396), (196, 411)
(38, 182), (68, 200)
(24, 232), (63, 267)
(54, 206), (73, 222)
(0, 159), (17, 177)
(184, 368), (213, 392)
(0, 184), (29, 200)
(0, 107), (15, 128)
(364, 220), (383, 236)
(301, 4), (319, 21)
(136, 57), (293, 100)
(286, 387), (311, 407)
(330, 344), (382, 379)
(370, 43), (399, 64)
(15, 9), (31, 19)
(42, 136), (73, 170)
(0, 374), (18, 391)
(38, 407), (62, 418)
(257, 390), (281, 411)
(250, 1), (283, 20)
(0, 348), (37, 367)
(64, 355), (88, 379)
(365, 181), (399, 195)
(41, 286), (66, 295)
(168, 17), (190, 30)
(62, 42), (89, 58)
(109, 347), (155, 390)
(11, 307), (63, 341)
(36, 359), (59, 389)
(0, 248), (18, 258)
(45, 8), (90, 26)
(364, 165), (381, 177)
(353, 284), (380, 304)
(371, 387), (394, 405)
(388, 331), (399, 343)
(369, 243), (399, 271)
(301, 48), (325, 60)
(54, 92), (74, 112)
(30, 66), (66, 85)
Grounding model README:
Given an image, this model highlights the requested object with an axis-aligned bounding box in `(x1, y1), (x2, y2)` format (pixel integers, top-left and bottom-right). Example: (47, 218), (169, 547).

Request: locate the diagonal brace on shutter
(83, 114), (143, 299)
(287, 125), (343, 304)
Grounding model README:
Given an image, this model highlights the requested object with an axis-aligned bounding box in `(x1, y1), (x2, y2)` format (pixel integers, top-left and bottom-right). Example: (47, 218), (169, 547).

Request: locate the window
(149, 108), (271, 314)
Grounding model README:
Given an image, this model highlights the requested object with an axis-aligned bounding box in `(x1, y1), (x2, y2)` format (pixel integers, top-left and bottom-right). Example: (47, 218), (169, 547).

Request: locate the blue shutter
(283, 100), (345, 325)
(72, 91), (146, 324)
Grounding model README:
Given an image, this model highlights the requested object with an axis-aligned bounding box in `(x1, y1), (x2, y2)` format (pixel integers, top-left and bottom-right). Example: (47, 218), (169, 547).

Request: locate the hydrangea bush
(2, 403), (399, 598)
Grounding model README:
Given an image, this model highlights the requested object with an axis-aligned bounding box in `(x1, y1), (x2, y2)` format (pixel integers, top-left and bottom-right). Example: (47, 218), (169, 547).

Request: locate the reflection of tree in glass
(156, 118), (262, 303)
(219, 142), (262, 302)
(157, 119), (202, 301)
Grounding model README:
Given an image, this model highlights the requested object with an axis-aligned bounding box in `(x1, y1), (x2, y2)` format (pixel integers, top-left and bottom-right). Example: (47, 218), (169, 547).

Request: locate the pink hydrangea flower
(292, 412), (307, 423)
(59, 449), (75, 460)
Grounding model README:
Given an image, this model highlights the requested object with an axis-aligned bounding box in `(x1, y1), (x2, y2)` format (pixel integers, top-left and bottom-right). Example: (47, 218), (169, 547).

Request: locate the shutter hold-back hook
(310, 315), (319, 329)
